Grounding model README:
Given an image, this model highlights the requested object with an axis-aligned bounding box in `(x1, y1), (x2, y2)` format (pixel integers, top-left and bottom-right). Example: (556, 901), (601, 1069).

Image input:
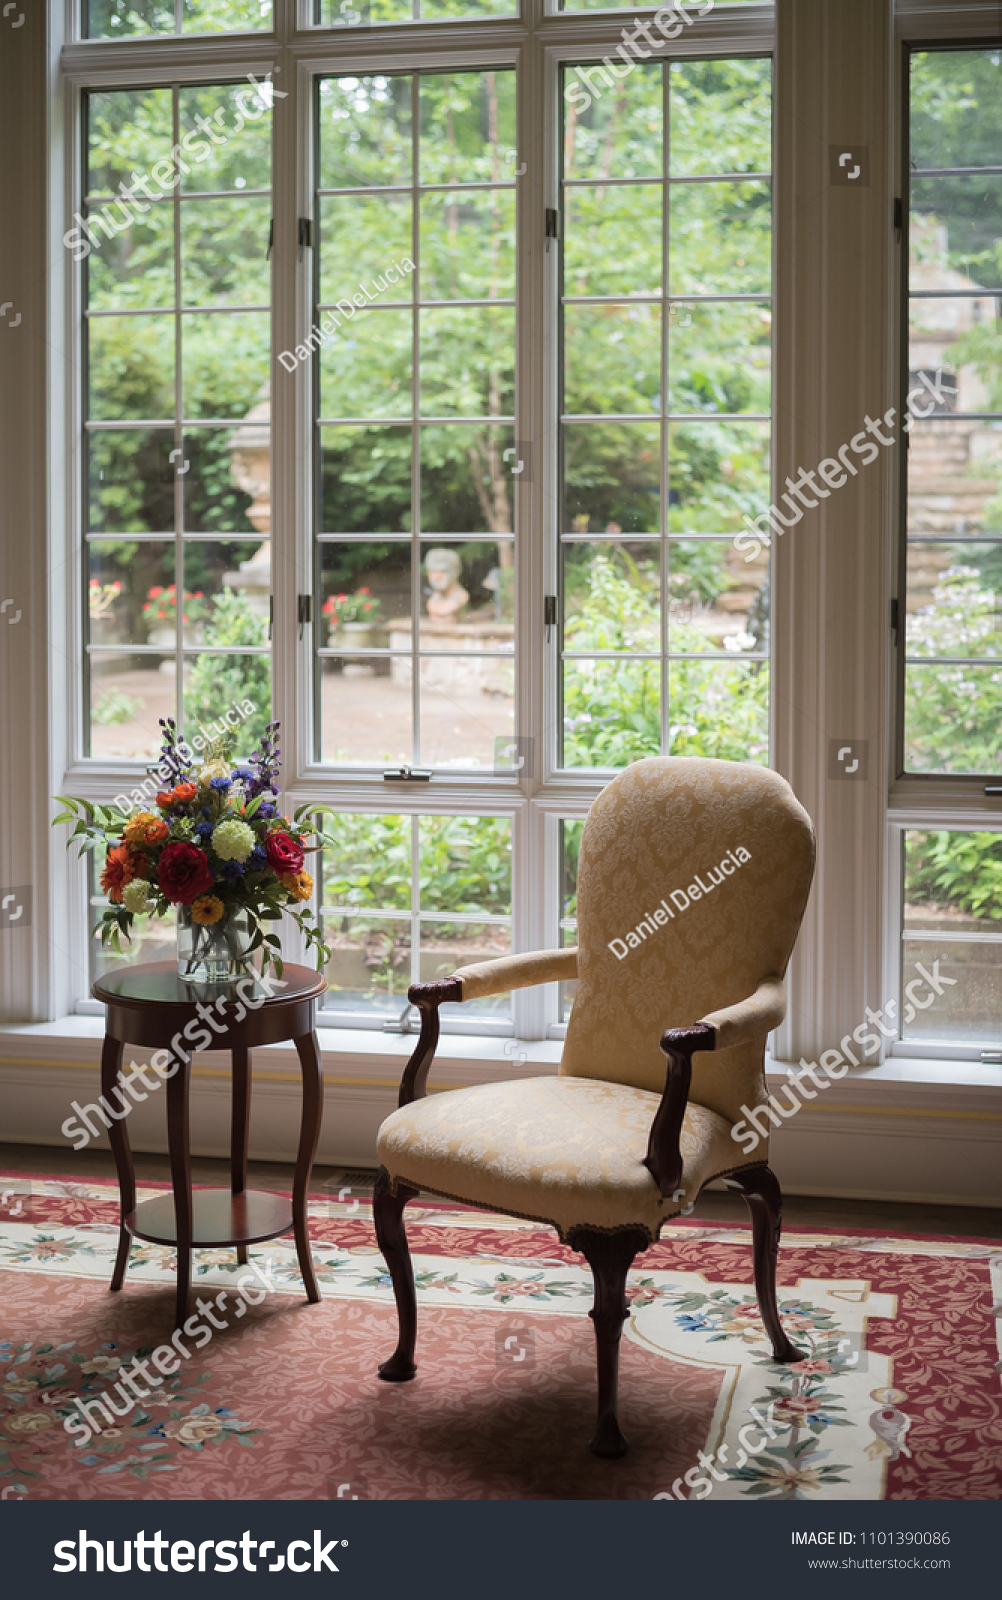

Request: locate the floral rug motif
(1, 1174), (1000, 1501)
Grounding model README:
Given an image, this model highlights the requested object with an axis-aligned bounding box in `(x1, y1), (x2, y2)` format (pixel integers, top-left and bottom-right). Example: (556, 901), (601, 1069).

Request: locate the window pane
(319, 309), (413, 419)
(320, 657), (412, 766)
(563, 540), (660, 652)
(314, 0), (514, 24)
(669, 420), (772, 535)
(183, 313), (270, 419)
(668, 302), (771, 416)
(563, 422), (661, 533)
(419, 189), (515, 301)
(183, 650), (271, 750)
(321, 425), (412, 532)
(419, 815), (511, 914)
(902, 830), (1002, 1043)
(668, 56), (773, 178)
(565, 303), (662, 415)
(419, 659), (514, 768)
(319, 195), (414, 306)
(181, 198), (271, 306)
(183, 422), (270, 534)
(323, 814), (412, 909)
(320, 542), (411, 646)
(911, 49), (1002, 172)
(87, 200), (174, 310)
(318, 76), (413, 190)
(669, 180), (771, 296)
(86, 0), (273, 36)
(86, 89), (173, 194)
(563, 64), (662, 180)
(668, 538), (767, 653)
(559, 818), (582, 1021)
(89, 540), (174, 648)
(667, 658), (769, 763)
(88, 315), (174, 422)
(420, 425), (515, 534)
(419, 73), (516, 185)
(420, 307), (515, 416)
(89, 654), (171, 760)
(178, 86), (272, 192)
(564, 184), (662, 298)
(563, 658), (661, 769)
(324, 918), (413, 1017)
(88, 428), (175, 534)
(905, 49), (1002, 774)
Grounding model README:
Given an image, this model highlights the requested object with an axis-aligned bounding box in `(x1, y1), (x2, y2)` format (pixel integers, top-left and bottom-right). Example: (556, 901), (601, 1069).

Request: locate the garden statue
(424, 548), (469, 621)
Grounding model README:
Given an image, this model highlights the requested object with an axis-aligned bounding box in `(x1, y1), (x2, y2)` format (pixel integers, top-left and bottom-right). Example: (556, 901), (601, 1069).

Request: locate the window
(64, 1), (778, 1038)
(313, 70), (517, 772)
(893, 43), (1002, 1057)
(903, 48), (1002, 777)
(559, 56), (772, 769)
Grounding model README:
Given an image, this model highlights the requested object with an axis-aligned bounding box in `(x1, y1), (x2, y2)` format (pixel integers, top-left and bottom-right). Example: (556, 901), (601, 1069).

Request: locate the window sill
(0, 1015), (998, 1100)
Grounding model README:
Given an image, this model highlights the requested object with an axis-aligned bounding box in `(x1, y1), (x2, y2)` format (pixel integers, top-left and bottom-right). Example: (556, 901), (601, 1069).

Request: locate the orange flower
(124, 811), (168, 847)
(190, 894), (225, 926)
(173, 782), (199, 803)
(100, 843), (138, 904)
(156, 792), (173, 809)
(281, 870), (314, 903)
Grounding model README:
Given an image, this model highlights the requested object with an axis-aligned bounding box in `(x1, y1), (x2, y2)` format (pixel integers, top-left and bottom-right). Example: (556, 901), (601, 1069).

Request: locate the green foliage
(904, 569), (1002, 773)
(905, 830), (1002, 920)
(92, 689), (146, 726)
(184, 589), (271, 751)
(561, 547), (768, 767)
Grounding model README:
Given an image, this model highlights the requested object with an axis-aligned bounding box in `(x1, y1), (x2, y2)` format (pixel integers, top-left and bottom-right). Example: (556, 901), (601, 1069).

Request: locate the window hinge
(981, 1048), (1002, 1063)
(383, 765), (432, 782)
(893, 196), (903, 235)
(984, 785), (1002, 795)
(545, 207), (559, 251)
(298, 594), (311, 638)
(890, 597), (899, 639)
(544, 594), (557, 641)
(266, 218), (274, 260)
(298, 217), (314, 258)
(383, 1001), (418, 1034)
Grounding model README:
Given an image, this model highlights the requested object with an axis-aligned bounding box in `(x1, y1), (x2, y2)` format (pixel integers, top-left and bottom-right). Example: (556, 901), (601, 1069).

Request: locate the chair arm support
(395, 949), (578, 1107)
(700, 977), (786, 1052)
(451, 947), (578, 1001)
(644, 1023), (716, 1200)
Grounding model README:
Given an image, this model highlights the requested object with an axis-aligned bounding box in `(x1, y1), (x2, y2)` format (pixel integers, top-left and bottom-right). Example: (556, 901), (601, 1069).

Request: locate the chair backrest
(559, 757), (815, 1127)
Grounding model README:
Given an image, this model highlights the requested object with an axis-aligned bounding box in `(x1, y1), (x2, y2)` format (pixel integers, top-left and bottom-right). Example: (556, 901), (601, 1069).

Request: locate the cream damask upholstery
(377, 756), (815, 1241)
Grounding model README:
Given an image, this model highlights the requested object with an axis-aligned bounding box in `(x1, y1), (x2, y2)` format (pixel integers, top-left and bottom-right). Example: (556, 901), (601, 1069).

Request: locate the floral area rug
(1, 1173), (1000, 1501)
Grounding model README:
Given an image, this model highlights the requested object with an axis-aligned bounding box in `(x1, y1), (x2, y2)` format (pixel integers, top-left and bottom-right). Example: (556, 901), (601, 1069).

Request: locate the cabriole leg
(373, 1167), (420, 1381)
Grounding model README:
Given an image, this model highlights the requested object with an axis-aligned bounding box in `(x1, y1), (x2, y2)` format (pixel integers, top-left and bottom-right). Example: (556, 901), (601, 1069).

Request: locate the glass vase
(176, 904), (256, 988)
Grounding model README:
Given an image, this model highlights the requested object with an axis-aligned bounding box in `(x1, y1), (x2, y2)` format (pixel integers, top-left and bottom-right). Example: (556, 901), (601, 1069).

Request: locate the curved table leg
(231, 1046), (251, 1267)
(292, 1031), (323, 1304)
(166, 1047), (193, 1331)
(101, 1036), (134, 1292)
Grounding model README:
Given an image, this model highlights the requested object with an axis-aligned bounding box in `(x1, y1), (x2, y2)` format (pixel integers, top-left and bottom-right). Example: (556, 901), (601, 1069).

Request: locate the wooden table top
(92, 960), (327, 1012)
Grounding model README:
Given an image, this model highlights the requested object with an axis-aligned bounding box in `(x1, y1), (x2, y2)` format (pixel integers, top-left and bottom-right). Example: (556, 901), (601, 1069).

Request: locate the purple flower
(194, 822), (212, 840)
(258, 803), (276, 819)
(248, 846), (267, 868)
(220, 859), (245, 881)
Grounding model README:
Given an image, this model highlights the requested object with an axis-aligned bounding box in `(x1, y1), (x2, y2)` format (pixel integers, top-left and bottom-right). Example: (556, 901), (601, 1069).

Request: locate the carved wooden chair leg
(569, 1226), (650, 1459)
(722, 1164), (803, 1363)
(373, 1166), (421, 1382)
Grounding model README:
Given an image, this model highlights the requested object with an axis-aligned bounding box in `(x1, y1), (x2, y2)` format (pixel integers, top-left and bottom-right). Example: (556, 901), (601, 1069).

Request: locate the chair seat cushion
(376, 1075), (755, 1241)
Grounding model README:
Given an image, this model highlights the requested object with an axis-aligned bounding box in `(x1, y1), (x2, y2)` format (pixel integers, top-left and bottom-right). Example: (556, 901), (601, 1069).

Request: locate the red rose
(157, 841), (215, 905)
(264, 831), (304, 877)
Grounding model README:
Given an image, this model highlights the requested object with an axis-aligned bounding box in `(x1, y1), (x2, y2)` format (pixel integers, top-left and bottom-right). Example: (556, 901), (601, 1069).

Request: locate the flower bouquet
(54, 719), (335, 985)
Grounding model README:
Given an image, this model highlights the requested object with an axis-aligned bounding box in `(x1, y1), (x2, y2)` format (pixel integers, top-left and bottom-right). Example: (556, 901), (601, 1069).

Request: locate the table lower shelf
(125, 1189), (295, 1248)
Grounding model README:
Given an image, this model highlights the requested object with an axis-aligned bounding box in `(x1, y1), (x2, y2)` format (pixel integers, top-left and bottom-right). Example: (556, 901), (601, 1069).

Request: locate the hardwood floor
(3, 1141), (1000, 1238)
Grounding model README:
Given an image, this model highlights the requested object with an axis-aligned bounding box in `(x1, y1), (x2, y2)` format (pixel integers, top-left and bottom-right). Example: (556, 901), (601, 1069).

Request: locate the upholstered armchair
(373, 756), (816, 1458)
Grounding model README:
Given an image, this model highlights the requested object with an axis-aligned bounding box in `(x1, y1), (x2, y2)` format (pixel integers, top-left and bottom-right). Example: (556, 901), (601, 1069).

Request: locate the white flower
(123, 879), (156, 915)
(724, 631), (756, 653)
(198, 758), (232, 786)
(212, 818), (256, 862)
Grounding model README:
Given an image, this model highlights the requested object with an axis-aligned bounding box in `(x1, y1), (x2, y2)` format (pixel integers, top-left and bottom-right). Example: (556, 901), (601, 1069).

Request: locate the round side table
(92, 961), (326, 1330)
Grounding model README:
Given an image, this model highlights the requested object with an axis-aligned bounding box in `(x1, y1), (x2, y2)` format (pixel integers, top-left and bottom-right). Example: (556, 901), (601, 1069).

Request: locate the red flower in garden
(264, 831), (305, 877)
(157, 841), (214, 905)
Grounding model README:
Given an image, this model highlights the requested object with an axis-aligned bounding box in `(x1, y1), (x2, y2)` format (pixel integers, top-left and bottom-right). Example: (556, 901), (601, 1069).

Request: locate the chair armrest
(396, 949), (578, 1107)
(644, 1024), (715, 1200)
(451, 947), (578, 1001)
(643, 979), (786, 1201)
(700, 976), (786, 1051)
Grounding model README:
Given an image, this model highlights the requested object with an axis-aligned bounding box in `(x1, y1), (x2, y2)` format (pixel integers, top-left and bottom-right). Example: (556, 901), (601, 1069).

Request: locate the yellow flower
(124, 810), (160, 843)
(191, 894), (225, 926)
(281, 870), (314, 903)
